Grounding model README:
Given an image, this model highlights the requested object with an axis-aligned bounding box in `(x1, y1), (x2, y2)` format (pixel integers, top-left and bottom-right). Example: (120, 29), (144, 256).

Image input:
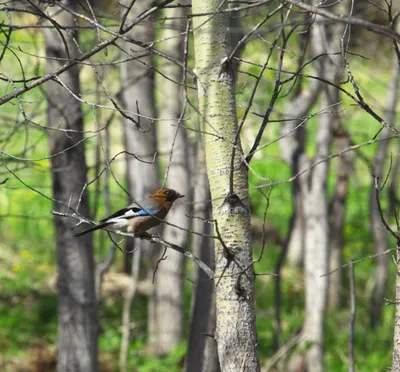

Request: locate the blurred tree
(300, 10), (344, 372)
(370, 45), (400, 327)
(328, 126), (351, 309)
(286, 4), (345, 370)
(156, 4), (190, 356)
(186, 138), (219, 372)
(118, 0), (161, 364)
(44, 1), (99, 371)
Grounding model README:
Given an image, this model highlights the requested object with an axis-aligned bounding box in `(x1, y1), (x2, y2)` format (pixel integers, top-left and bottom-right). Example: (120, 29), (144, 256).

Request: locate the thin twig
(348, 258), (356, 372)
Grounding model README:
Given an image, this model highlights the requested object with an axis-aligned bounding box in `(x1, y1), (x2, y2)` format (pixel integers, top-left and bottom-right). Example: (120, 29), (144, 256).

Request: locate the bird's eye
(165, 190), (173, 197)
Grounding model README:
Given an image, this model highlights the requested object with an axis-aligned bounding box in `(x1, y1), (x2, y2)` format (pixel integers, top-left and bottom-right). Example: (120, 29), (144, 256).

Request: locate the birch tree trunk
(300, 8), (344, 371)
(119, 0), (160, 355)
(44, 2), (98, 371)
(155, 5), (189, 355)
(192, 2), (260, 371)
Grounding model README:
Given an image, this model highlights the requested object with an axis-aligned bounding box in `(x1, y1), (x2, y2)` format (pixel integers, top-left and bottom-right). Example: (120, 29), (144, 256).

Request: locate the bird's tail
(74, 222), (110, 237)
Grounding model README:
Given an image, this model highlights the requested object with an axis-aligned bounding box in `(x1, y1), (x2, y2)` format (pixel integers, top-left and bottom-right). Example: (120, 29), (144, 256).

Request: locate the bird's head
(149, 188), (184, 202)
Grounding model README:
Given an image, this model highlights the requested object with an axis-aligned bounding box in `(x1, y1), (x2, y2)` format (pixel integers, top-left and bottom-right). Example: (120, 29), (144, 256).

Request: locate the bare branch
(283, 0), (400, 42)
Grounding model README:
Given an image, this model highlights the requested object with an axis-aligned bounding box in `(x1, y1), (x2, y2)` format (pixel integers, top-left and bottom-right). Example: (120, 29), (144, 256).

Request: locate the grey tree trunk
(301, 8), (344, 371)
(301, 101), (331, 372)
(391, 27), (400, 370)
(370, 57), (400, 327)
(155, 5), (190, 356)
(186, 139), (219, 372)
(44, 2), (98, 371)
(119, 0), (160, 355)
(280, 79), (320, 268)
(192, 1), (260, 370)
(328, 133), (351, 308)
(276, 79), (320, 350)
(392, 241), (400, 371)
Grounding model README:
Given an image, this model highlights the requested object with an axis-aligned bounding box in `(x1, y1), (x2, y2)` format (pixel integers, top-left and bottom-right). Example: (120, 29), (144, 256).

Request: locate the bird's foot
(136, 232), (152, 240)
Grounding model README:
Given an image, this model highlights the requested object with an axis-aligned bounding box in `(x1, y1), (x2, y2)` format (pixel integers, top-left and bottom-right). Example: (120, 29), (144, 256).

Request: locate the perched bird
(74, 188), (184, 237)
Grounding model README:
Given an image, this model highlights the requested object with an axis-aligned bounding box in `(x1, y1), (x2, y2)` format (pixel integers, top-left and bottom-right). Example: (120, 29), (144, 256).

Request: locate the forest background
(0, 0), (400, 371)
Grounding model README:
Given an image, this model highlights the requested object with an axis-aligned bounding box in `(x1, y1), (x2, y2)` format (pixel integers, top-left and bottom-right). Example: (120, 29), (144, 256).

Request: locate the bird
(74, 188), (184, 237)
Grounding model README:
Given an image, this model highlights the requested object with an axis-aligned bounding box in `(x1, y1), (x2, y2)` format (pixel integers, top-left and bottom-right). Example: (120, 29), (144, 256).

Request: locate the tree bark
(370, 56), (400, 327)
(300, 7), (344, 370)
(280, 79), (320, 267)
(44, 2), (98, 371)
(119, 247), (141, 372)
(276, 78), (320, 350)
(328, 132), (351, 308)
(192, 1), (260, 371)
(155, 5), (189, 356)
(186, 139), (219, 372)
(390, 24), (400, 372)
(118, 0), (161, 356)
(392, 240), (400, 371)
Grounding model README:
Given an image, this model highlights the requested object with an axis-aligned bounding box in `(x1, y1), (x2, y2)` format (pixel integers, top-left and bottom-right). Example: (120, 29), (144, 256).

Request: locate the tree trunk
(392, 241), (400, 371)
(186, 139), (219, 372)
(301, 7), (344, 370)
(370, 56), (400, 327)
(44, 2), (98, 371)
(301, 105), (331, 372)
(155, 5), (189, 356)
(192, 1), (260, 370)
(328, 132), (351, 308)
(119, 0), (160, 355)
(280, 78), (320, 268)
(390, 22), (400, 372)
(277, 78), (320, 349)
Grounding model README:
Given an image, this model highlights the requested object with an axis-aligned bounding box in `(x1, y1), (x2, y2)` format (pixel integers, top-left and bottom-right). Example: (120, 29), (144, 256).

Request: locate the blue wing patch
(137, 209), (159, 216)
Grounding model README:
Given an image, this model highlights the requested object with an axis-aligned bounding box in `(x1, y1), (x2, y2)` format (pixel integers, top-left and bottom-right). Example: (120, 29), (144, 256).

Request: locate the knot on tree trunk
(216, 192), (249, 215)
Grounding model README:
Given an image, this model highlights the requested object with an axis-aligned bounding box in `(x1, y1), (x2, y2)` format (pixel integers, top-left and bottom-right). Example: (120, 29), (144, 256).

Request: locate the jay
(74, 188), (184, 237)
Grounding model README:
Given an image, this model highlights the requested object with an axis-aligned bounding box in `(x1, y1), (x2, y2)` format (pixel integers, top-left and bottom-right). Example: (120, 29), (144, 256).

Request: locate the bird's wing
(99, 201), (160, 222)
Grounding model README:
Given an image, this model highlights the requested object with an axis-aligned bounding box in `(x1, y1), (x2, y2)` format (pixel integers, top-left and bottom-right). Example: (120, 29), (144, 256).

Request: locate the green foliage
(1, 7), (399, 372)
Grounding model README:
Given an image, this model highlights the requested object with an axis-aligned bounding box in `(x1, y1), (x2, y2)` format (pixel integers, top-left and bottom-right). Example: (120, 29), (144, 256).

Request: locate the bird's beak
(177, 193), (184, 198)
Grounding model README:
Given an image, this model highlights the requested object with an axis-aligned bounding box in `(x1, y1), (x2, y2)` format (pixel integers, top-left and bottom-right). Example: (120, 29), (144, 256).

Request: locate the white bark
(119, 0), (160, 357)
(280, 79), (321, 267)
(44, 2), (98, 371)
(192, 1), (260, 370)
(155, 5), (190, 355)
(301, 6), (345, 370)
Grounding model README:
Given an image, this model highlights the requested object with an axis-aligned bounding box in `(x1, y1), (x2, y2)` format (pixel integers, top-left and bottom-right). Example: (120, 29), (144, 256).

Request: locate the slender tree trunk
(119, 248), (141, 372)
(301, 104), (331, 372)
(186, 139), (219, 372)
(276, 78), (320, 350)
(301, 8), (344, 370)
(280, 79), (320, 268)
(390, 25), (400, 372)
(370, 57), (400, 327)
(392, 240), (400, 371)
(328, 131), (351, 308)
(119, 0), (160, 355)
(279, 25), (320, 268)
(192, 1), (260, 370)
(44, 2), (98, 371)
(155, 5), (190, 355)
